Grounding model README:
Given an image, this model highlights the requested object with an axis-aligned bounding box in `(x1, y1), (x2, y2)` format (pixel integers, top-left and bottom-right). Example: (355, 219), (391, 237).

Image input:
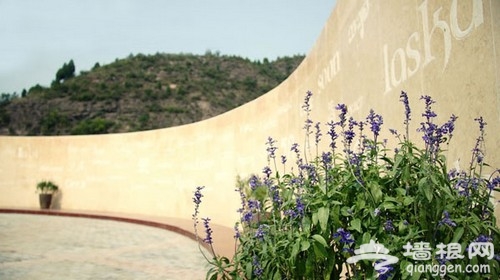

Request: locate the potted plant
(36, 180), (59, 209)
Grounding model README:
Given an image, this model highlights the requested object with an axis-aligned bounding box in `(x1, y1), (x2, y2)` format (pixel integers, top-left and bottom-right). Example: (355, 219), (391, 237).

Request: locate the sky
(0, 0), (337, 94)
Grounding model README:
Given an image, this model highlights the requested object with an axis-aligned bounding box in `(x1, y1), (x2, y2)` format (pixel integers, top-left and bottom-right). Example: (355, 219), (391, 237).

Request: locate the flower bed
(193, 91), (499, 279)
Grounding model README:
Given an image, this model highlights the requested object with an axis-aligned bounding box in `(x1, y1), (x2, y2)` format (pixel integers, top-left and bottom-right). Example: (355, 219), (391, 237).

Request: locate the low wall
(1, 0), (499, 228)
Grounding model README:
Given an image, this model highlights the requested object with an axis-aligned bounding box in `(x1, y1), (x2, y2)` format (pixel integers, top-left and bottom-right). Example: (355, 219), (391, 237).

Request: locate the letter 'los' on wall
(0, 0), (498, 229)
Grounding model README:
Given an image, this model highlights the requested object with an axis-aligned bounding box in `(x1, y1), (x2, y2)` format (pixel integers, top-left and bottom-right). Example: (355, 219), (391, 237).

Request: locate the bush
(70, 118), (114, 135)
(40, 110), (69, 135)
(192, 91), (500, 279)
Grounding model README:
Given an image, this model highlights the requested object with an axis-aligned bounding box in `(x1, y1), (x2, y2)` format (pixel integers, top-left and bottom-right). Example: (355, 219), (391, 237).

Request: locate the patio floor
(0, 209), (235, 279)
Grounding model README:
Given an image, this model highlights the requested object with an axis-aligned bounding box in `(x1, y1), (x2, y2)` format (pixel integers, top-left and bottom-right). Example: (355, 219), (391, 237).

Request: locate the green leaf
(451, 227), (464, 243)
(318, 182), (326, 194)
(419, 178), (433, 202)
(313, 240), (329, 259)
(291, 240), (300, 259)
(384, 196), (399, 202)
(396, 187), (407, 196)
(312, 212), (318, 226)
(350, 218), (362, 233)
(318, 207), (329, 231)
(403, 196), (414, 206)
(382, 201), (396, 210)
(340, 206), (352, 216)
(301, 240), (311, 252)
(369, 183), (383, 203)
(362, 232), (371, 244)
(312, 234), (328, 247)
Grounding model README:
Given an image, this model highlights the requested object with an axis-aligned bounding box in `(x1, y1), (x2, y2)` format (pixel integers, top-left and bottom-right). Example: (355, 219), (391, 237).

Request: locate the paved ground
(0, 213), (211, 279)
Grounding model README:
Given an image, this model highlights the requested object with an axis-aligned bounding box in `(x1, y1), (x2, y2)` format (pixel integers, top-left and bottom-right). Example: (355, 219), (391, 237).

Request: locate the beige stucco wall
(1, 0), (499, 228)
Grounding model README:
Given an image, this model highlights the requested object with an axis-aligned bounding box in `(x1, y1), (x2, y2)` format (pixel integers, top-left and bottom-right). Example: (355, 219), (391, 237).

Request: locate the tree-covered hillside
(0, 52), (304, 135)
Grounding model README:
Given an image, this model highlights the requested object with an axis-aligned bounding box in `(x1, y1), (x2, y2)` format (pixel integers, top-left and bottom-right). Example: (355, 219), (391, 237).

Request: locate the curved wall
(1, 0), (499, 228)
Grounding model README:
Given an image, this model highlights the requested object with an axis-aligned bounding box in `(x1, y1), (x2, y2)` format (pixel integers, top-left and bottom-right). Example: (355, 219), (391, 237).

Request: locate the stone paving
(0, 214), (211, 279)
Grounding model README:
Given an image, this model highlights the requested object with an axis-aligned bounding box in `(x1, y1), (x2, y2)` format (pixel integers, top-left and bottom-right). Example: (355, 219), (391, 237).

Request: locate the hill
(0, 52), (304, 135)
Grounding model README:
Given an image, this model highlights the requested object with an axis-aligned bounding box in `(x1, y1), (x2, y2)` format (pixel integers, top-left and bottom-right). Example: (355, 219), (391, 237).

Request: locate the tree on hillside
(55, 59), (75, 83)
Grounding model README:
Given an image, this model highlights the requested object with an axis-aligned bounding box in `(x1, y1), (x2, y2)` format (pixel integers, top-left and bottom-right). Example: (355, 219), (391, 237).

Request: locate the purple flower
(249, 175), (261, 191)
(192, 186), (205, 221)
(270, 185), (282, 206)
(263, 177), (273, 188)
(248, 199), (260, 210)
(321, 151), (333, 167)
(373, 208), (381, 217)
(304, 118), (313, 134)
(474, 148), (484, 164)
(474, 116), (486, 131)
(417, 96), (457, 159)
(466, 235), (493, 253)
(348, 152), (361, 167)
(439, 211), (457, 227)
(436, 255), (449, 266)
(489, 176), (500, 191)
(375, 260), (394, 280)
(193, 186), (204, 206)
(265, 137), (277, 159)
(448, 168), (458, 180)
(473, 234), (492, 243)
(344, 130), (355, 146)
(455, 177), (471, 197)
(300, 163), (318, 183)
(252, 255), (263, 278)
(420, 95), (436, 119)
(389, 128), (399, 137)
(314, 122), (322, 145)
(242, 211), (253, 223)
(202, 217), (213, 244)
(336, 104), (348, 128)
(234, 224), (240, 239)
(296, 197), (305, 217)
(255, 224), (269, 240)
(302, 90), (313, 113)
(285, 197), (305, 219)
(326, 120), (338, 150)
(440, 114), (458, 140)
(290, 177), (303, 187)
(470, 177), (481, 190)
(333, 228), (355, 244)
(262, 166), (272, 178)
(342, 117), (357, 148)
(366, 109), (383, 138)
(290, 143), (300, 154)
(400, 91), (411, 126)
(472, 117), (487, 165)
(281, 155), (287, 165)
(302, 91), (314, 135)
(384, 220), (395, 232)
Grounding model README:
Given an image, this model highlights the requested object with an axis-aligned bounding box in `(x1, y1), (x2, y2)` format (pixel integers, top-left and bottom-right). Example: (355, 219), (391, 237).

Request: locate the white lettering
(317, 51), (340, 90)
(383, 0), (484, 94)
(348, 0), (370, 44)
(419, 0), (452, 68)
(391, 48), (407, 88)
(406, 32), (421, 78)
(450, 0), (484, 39)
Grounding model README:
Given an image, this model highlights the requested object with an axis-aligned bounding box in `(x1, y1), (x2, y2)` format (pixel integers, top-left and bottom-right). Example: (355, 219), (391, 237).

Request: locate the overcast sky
(0, 0), (337, 94)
